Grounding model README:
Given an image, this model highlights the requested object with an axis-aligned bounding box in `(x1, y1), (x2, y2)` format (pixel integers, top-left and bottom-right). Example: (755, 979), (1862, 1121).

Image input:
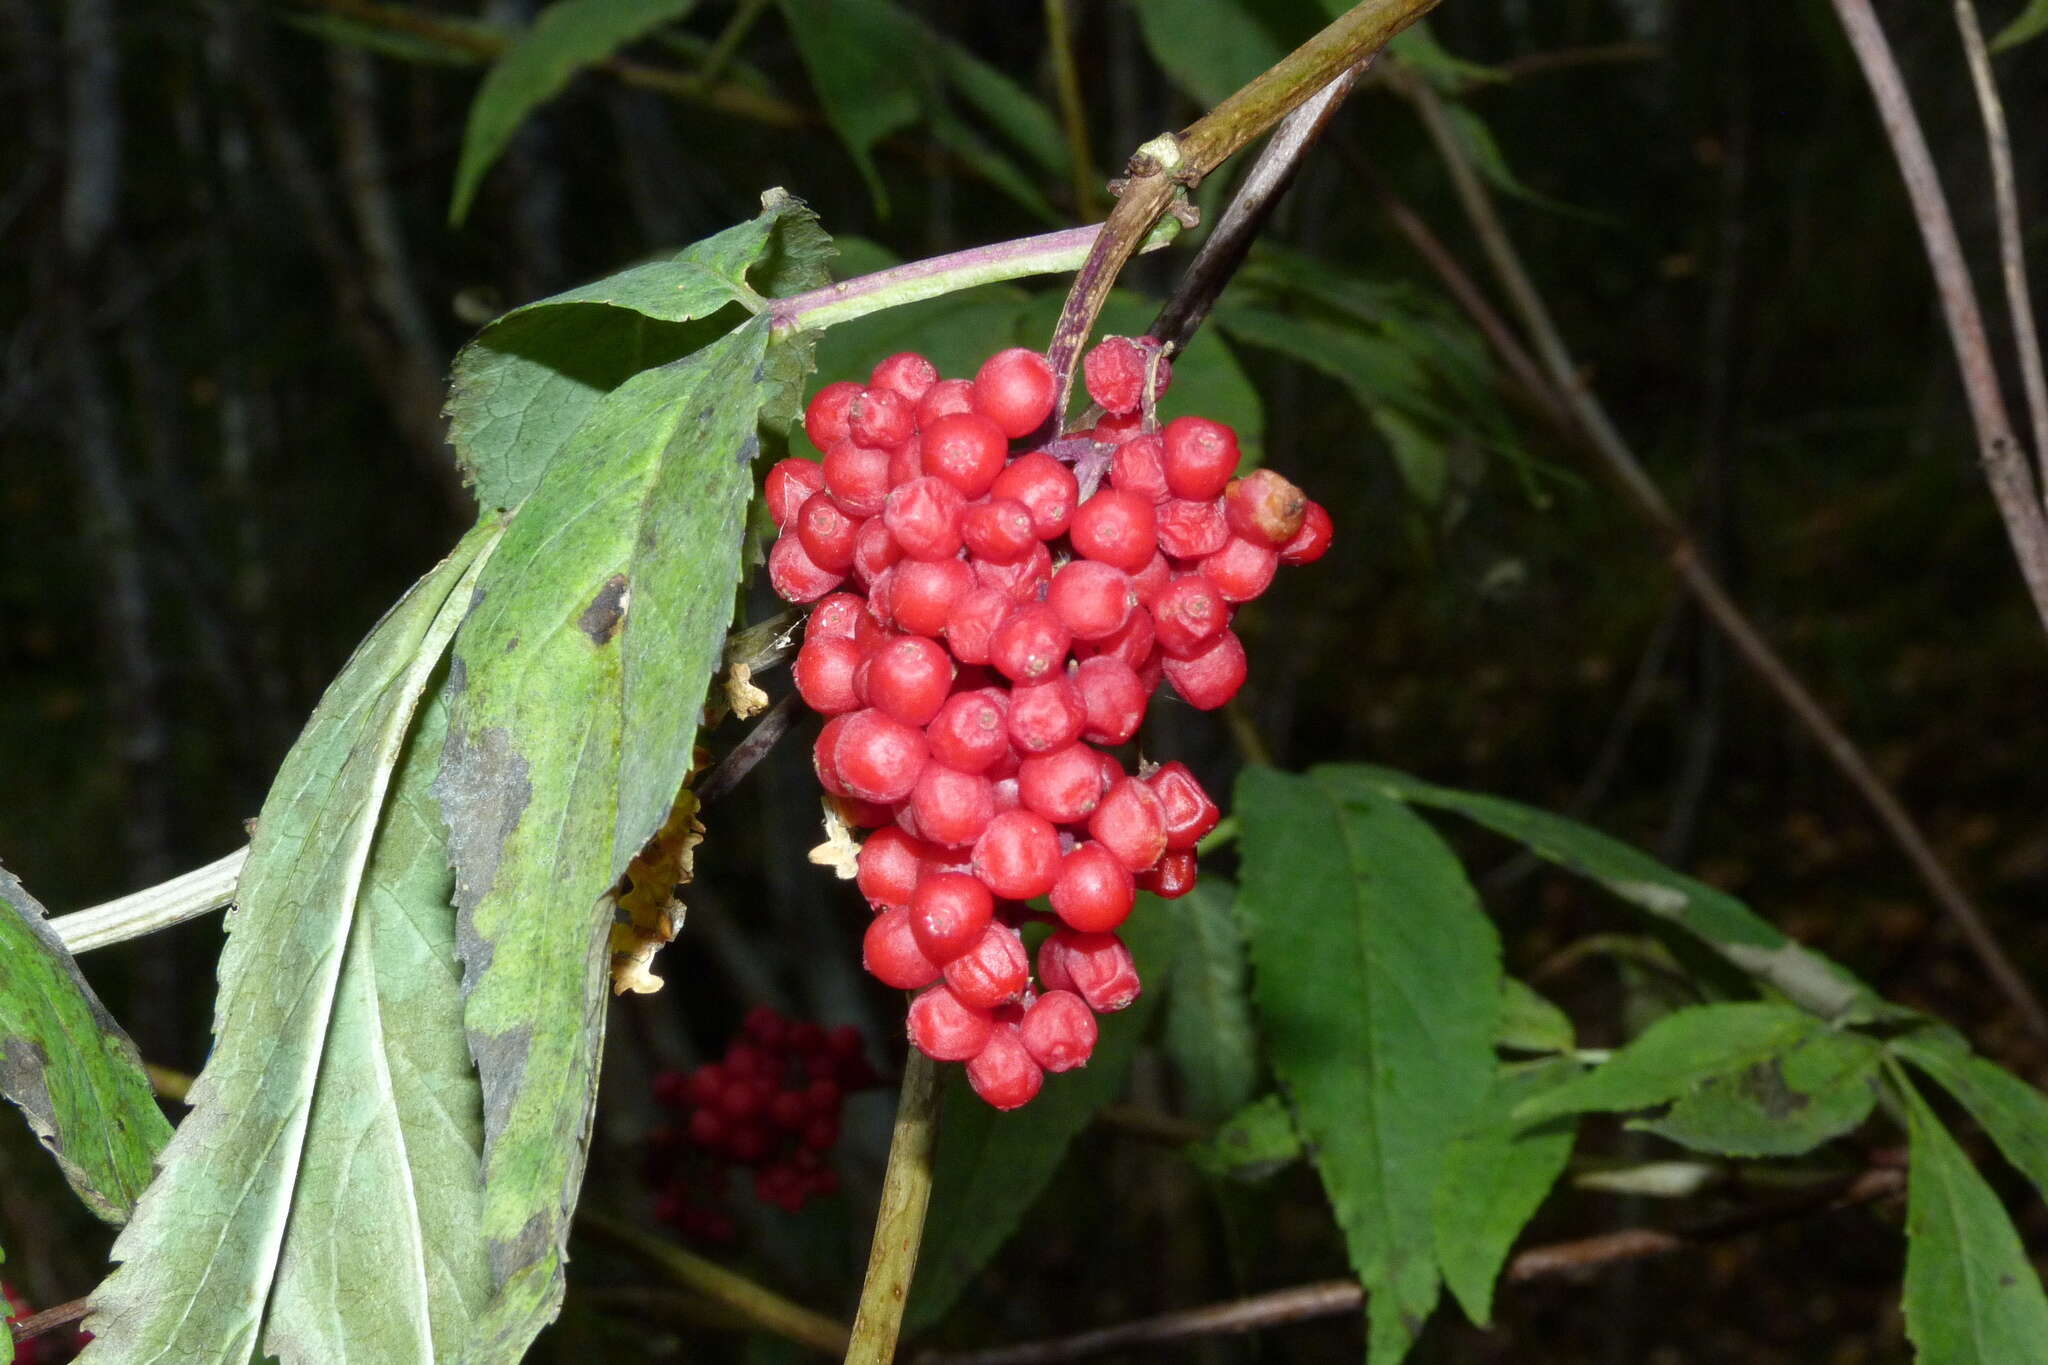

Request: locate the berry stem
(768, 221), (1181, 338)
(1042, 0), (1441, 425)
(846, 1048), (943, 1363)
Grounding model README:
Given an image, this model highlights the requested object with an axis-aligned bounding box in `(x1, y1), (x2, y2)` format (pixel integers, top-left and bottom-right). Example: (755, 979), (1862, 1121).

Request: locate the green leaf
(1346, 764), (1897, 1025)
(1893, 1026), (2048, 1208)
(1434, 1058), (1579, 1327)
(1498, 976), (1575, 1054)
(284, 12), (498, 67)
(85, 523), (501, 1365)
(907, 912), (1172, 1336)
(929, 38), (1067, 179)
(1898, 1069), (2048, 1362)
(1386, 21), (1507, 88)
(1237, 766), (1501, 1364)
(1128, 0), (1319, 107)
(776, 0), (920, 212)
(1188, 1093), (1303, 1180)
(450, 0), (700, 224)
(1163, 878), (1258, 1122)
(437, 321), (771, 1357)
(1992, 0), (2048, 51)
(0, 867), (170, 1222)
(448, 192), (827, 512)
(1516, 1002), (1879, 1160)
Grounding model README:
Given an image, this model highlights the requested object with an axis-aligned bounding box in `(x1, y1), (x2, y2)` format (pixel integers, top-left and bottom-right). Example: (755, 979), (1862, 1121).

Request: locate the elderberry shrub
(769, 337), (1331, 1111)
(646, 1006), (880, 1235)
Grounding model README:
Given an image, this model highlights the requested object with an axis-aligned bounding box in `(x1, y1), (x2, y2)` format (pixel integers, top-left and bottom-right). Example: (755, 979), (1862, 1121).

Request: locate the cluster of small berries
(647, 1006), (878, 1234)
(765, 337), (1330, 1110)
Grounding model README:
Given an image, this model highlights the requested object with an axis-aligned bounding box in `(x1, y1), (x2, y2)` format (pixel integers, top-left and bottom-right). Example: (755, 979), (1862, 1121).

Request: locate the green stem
(1044, 0), (1101, 216)
(846, 1050), (942, 1364)
(576, 1209), (850, 1357)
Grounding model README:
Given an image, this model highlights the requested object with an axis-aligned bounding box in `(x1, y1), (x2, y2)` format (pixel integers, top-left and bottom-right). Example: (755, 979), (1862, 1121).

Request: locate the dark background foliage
(4, 0), (2046, 1359)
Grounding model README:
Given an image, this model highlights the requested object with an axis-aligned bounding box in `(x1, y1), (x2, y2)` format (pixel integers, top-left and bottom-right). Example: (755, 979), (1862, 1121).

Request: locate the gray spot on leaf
(577, 574), (629, 646)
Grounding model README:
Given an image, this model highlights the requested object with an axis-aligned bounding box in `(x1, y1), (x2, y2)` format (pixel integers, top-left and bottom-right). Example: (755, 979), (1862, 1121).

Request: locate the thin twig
(1827, 0), (2048, 623)
(1148, 62), (1368, 355)
(1043, 0), (1101, 218)
(48, 845), (247, 953)
(7, 1295), (90, 1346)
(912, 1168), (1903, 1364)
(1952, 0), (2048, 502)
(697, 691), (800, 808)
(847, 1049), (943, 1363)
(576, 1208), (851, 1357)
(1395, 73), (2048, 1045)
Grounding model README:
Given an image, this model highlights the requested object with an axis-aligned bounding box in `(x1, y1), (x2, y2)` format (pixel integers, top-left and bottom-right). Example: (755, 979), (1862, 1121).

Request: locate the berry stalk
(846, 1048), (941, 1365)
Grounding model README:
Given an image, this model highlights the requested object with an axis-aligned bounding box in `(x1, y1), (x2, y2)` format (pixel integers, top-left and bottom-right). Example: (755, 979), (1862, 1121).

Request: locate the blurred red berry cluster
(646, 1006), (879, 1236)
(766, 336), (1330, 1111)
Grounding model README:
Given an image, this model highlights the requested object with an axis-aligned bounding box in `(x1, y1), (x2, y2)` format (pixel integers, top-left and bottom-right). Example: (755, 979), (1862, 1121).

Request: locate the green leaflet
(282, 12), (497, 67)
(1992, 0), (2048, 50)
(1515, 1002), (1880, 1163)
(0, 867), (170, 1223)
(906, 911), (1172, 1336)
(1236, 766), (1501, 1365)
(1497, 976), (1575, 1054)
(83, 522), (503, 1365)
(447, 191), (828, 513)
(437, 319), (774, 1358)
(1892, 1026), (2048, 1208)
(449, 0), (701, 224)
(1433, 1058), (1579, 1327)
(1347, 764), (1899, 1025)
(1128, 0), (1316, 107)
(1162, 878), (1258, 1122)
(1188, 1093), (1303, 1180)
(1898, 1070), (2048, 1362)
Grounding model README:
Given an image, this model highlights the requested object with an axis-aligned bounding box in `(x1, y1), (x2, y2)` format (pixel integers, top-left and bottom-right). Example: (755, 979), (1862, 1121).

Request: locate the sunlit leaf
(1893, 1025), (2048, 1207)
(1237, 766), (1501, 1364)
(0, 867), (170, 1223)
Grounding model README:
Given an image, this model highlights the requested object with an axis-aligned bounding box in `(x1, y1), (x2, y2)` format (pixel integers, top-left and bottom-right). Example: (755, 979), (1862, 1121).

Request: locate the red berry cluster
(648, 1006), (878, 1234)
(765, 338), (1331, 1110)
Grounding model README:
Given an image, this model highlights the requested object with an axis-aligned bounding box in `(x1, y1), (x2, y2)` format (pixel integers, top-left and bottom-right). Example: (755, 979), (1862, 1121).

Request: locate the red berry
(822, 439), (893, 516)
(813, 714), (853, 796)
(833, 708), (929, 802)
(1199, 536), (1279, 603)
(990, 451), (1077, 539)
(1080, 605), (1156, 674)
(883, 476), (968, 561)
(1130, 551), (1172, 605)
(972, 347), (1056, 438)
(1155, 497), (1230, 561)
(1161, 416), (1239, 500)
(851, 515), (903, 587)
(1072, 655), (1147, 745)
(971, 809), (1063, 899)
(795, 491), (861, 573)
(890, 557), (976, 637)
(943, 586), (1009, 665)
(806, 1077), (843, 1114)
(806, 591), (864, 643)
(1050, 841), (1136, 932)
(788, 1019), (827, 1054)
(907, 983), (996, 1060)
(863, 907), (941, 989)
(793, 635), (862, 715)
(1279, 500), (1334, 564)
(871, 351), (939, 401)
(1087, 777), (1168, 872)
(888, 433), (925, 487)
(1109, 434), (1171, 503)
(857, 826), (932, 910)
(1151, 574), (1230, 657)
(718, 1079), (764, 1120)
(803, 380), (862, 450)
(1070, 490), (1158, 573)
(1160, 628), (1246, 710)
(960, 497), (1038, 563)
(943, 922), (1030, 1009)
(918, 377), (977, 427)
(685, 1063), (725, 1107)
(847, 386), (916, 448)
(1224, 469), (1308, 547)
(1046, 560), (1136, 641)
(1092, 409), (1144, 445)
(769, 532), (845, 602)
(990, 603), (1071, 684)
(1006, 674), (1087, 754)
(1016, 743), (1110, 823)
(1145, 761), (1221, 849)
(973, 540), (1054, 602)
(802, 1115), (840, 1152)
(1046, 929), (1142, 1012)
(965, 1023), (1044, 1109)
(926, 688), (1011, 773)
(909, 872), (994, 963)
(863, 635), (955, 726)
(766, 458), (826, 528)
(1082, 335), (1171, 416)
(1137, 848), (1197, 898)
(909, 763), (997, 847)
(688, 1106), (726, 1148)
(921, 411), (1009, 497)
(1019, 990), (1098, 1072)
